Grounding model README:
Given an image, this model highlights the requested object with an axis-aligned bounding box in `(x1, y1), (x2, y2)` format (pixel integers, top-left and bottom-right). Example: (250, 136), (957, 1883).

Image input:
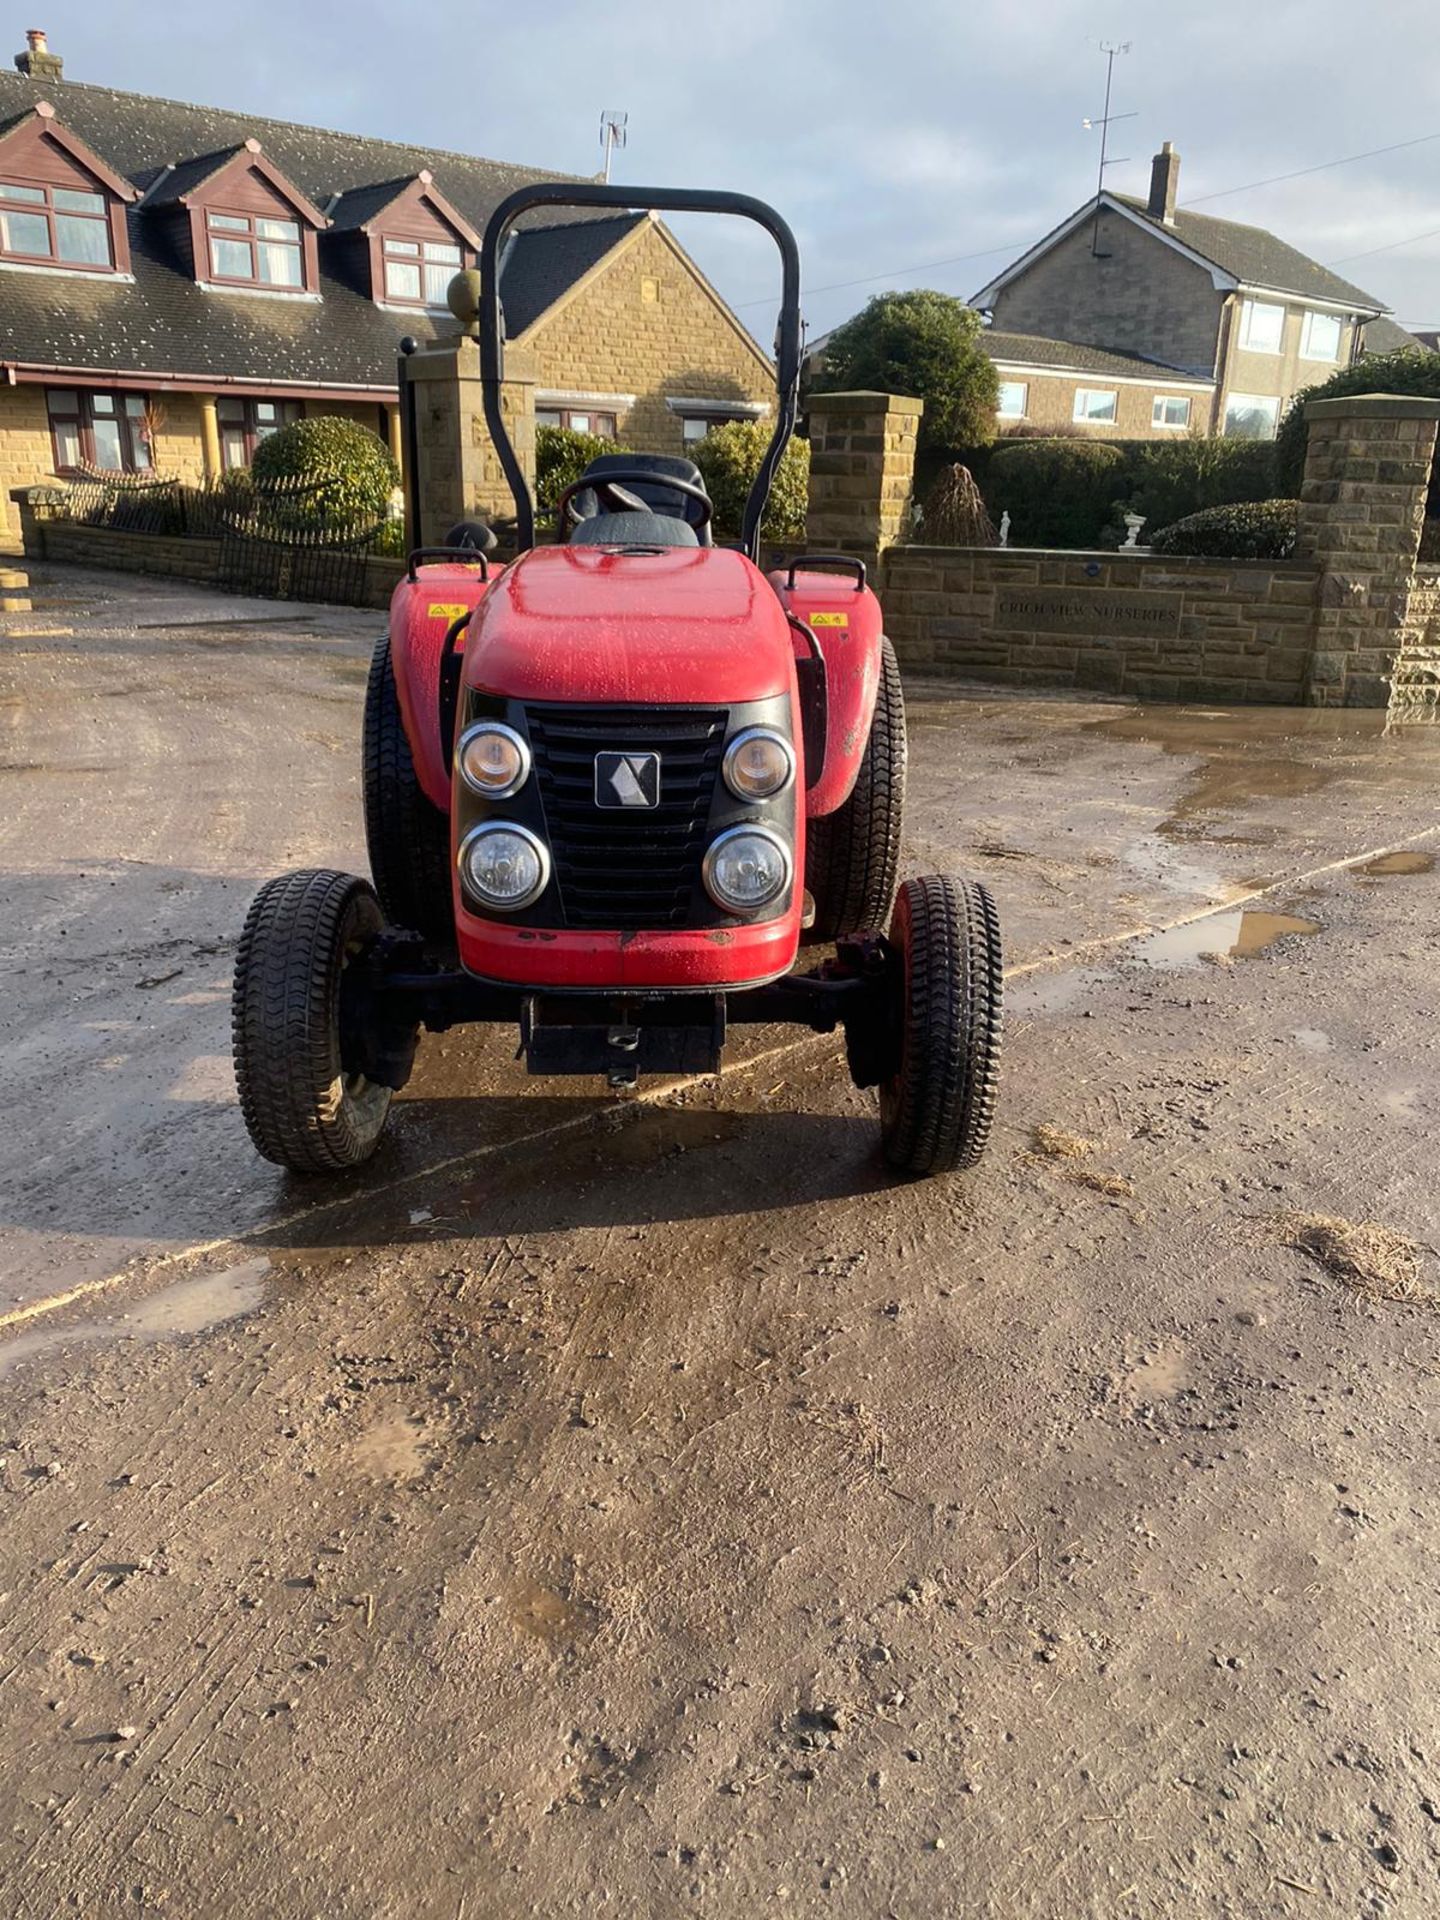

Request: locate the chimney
(1148, 141), (1179, 224)
(15, 28), (63, 82)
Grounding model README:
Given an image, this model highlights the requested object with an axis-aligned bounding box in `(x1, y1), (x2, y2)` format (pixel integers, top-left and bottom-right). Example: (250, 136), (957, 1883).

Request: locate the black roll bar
(478, 182), (802, 561)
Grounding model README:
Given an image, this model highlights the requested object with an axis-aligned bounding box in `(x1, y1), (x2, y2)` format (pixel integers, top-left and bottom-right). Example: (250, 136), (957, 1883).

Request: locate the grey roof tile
(982, 329), (1209, 381)
(0, 70), (628, 391)
(1111, 193), (1384, 311)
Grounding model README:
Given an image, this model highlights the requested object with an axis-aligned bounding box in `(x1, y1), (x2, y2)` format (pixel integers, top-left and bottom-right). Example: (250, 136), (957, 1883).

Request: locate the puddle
(1358, 850), (1435, 877)
(350, 1415), (429, 1482)
(1131, 908), (1320, 971)
(0, 1257), (270, 1378)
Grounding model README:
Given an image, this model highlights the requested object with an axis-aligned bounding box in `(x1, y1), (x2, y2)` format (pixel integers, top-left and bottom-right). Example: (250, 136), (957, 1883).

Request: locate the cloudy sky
(34, 0), (1440, 338)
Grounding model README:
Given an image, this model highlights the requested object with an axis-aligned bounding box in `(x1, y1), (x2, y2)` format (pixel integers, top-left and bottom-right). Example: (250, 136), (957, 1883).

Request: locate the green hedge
(535, 424), (630, 513)
(1148, 498), (1299, 559)
(1275, 346), (1440, 506)
(985, 440), (1129, 547)
(250, 415), (398, 526)
(693, 419), (809, 542)
(978, 434), (1278, 548)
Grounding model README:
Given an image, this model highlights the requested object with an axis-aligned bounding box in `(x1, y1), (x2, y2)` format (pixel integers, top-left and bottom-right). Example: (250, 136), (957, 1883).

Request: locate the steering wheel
(555, 468), (714, 536)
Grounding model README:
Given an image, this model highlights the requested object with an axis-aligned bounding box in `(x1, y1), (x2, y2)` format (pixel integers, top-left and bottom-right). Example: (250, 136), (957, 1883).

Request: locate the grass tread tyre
(362, 630), (453, 943)
(880, 874), (1002, 1177)
(805, 636), (906, 943)
(232, 868), (394, 1174)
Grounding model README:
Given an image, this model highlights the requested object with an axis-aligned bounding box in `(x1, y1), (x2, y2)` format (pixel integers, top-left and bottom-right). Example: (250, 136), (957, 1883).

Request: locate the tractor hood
(461, 545), (796, 706)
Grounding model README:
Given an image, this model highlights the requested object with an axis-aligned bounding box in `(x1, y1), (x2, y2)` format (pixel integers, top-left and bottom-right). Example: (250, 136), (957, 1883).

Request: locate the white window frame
(996, 380), (1028, 420)
(1300, 309), (1343, 362)
(1151, 394), (1192, 430)
(1239, 298), (1286, 354)
(1073, 388), (1117, 424)
(1223, 392), (1281, 440)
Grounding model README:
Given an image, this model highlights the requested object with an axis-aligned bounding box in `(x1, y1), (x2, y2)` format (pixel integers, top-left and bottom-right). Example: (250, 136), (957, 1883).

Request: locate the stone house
(971, 142), (1390, 441)
(0, 30), (773, 541)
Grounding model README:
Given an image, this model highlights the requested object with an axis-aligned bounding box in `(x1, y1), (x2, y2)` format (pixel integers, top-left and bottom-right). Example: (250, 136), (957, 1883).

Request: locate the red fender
(767, 566), (885, 819)
(386, 560), (502, 811)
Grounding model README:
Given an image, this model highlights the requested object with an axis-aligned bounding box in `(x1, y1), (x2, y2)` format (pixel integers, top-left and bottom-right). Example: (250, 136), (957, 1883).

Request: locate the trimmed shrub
(977, 433), (1280, 549)
(985, 439), (1128, 547)
(1123, 437), (1276, 529)
(811, 289), (999, 449)
(251, 415), (398, 526)
(536, 424), (630, 513)
(693, 419), (810, 542)
(1148, 498), (1299, 559)
(1275, 346), (1440, 506)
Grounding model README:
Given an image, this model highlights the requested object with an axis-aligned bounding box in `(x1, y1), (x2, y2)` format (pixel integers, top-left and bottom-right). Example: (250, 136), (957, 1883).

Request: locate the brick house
(0, 31), (773, 540)
(971, 142), (1389, 441)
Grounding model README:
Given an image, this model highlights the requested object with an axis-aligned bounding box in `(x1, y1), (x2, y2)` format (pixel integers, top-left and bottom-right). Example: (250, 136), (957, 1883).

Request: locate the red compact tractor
(232, 185), (1002, 1178)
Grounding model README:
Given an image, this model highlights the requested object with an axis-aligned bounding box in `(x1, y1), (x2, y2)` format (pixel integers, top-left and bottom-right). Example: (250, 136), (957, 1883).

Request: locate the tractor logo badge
(595, 751), (662, 809)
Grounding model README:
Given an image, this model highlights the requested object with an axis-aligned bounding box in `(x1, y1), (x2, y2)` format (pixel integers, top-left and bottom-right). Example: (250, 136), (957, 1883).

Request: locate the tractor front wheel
(876, 874), (1003, 1177)
(232, 869), (400, 1174)
(804, 636), (906, 944)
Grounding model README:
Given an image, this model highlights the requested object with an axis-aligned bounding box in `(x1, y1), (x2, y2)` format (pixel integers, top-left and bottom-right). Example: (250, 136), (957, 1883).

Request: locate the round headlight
(722, 726), (794, 801)
(457, 722), (530, 798)
(458, 822), (550, 912)
(702, 826), (792, 914)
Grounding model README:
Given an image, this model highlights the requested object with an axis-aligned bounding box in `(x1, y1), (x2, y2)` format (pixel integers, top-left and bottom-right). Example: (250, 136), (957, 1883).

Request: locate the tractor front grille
(525, 704), (729, 929)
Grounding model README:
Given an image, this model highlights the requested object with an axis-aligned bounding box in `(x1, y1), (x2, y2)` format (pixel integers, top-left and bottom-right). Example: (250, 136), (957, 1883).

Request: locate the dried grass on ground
(1280, 1210), (1439, 1308)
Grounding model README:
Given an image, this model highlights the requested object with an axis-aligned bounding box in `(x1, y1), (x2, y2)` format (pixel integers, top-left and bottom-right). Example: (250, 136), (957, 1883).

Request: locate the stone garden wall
(881, 547), (1319, 703)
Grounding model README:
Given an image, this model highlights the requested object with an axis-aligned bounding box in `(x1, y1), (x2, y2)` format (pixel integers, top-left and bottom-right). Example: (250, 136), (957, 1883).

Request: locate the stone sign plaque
(994, 587), (1182, 636)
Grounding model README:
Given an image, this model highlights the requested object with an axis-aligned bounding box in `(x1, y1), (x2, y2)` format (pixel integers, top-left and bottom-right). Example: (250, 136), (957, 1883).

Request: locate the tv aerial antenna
(599, 110), (628, 183)
(1084, 41), (1134, 256)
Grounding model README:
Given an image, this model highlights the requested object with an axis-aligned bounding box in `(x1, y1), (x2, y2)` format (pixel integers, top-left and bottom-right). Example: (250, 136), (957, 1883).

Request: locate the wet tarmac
(2, 566), (1440, 1917)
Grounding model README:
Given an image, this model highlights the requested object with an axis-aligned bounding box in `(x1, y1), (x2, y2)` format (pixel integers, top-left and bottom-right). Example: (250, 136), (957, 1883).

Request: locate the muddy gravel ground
(2, 564), (1439, 1918)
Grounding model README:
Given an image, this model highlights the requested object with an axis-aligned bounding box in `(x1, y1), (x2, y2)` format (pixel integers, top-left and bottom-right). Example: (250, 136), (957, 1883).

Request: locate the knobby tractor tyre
(879, 874), (1003, 1178)
(804, 636), (907, 944)
(232, 869), (397, 1174)
(362, 630), (453, 945)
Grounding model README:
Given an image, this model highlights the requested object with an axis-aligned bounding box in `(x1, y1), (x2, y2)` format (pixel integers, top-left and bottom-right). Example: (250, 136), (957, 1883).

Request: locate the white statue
(1122, 511), (1146, 550)
(998, 510), (1010, 549)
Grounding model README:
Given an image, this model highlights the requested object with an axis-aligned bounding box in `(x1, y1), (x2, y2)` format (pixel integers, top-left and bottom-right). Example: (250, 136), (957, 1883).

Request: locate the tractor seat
(568, 451), (714, 547)
(568, 510), (698, 548)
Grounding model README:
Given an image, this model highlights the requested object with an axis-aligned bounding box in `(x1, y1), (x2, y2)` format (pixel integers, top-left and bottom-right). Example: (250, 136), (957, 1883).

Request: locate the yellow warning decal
(809, 611), (849, 628)
(428, 602), (470, 620)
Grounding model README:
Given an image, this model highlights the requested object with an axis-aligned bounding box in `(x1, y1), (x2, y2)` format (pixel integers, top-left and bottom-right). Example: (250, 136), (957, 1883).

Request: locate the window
(1073, 388), (1117, 424)
(47, 390), (152, 472)
(382, 236), (462, 307)
(536, 408), (617, 438)
(206, 211), (303, 289)
(996, 381), (1028, 420)
(1239, 299), (1285, 354)
(0, 179), (112, 269)
(1301, 310), (1343, 362)
(1152, 394), (1192, 430)
(1223, 392), (1281, 440)
(217, 396), (303, 469)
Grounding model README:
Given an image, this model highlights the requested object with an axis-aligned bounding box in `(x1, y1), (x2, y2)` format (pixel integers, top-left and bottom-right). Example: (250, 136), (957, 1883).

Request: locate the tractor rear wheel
(878, 874), (1002, 1177)
(804, 636), (906, 943)
(232, 868), (399, 1174)
(362, 630), (453, 944)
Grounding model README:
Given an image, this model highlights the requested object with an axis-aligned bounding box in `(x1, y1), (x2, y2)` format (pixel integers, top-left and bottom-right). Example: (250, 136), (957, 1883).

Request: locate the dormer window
(0, 180), (113, 268)
(382, 235), (461, 307)
(206, 211), (304, 289)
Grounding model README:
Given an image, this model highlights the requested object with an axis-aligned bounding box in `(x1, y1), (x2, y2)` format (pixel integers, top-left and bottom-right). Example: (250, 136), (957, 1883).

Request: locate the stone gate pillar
(1295, 393), (1440, 705)
(402, 334), (537, 549)
(804, 391), (922, 569)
